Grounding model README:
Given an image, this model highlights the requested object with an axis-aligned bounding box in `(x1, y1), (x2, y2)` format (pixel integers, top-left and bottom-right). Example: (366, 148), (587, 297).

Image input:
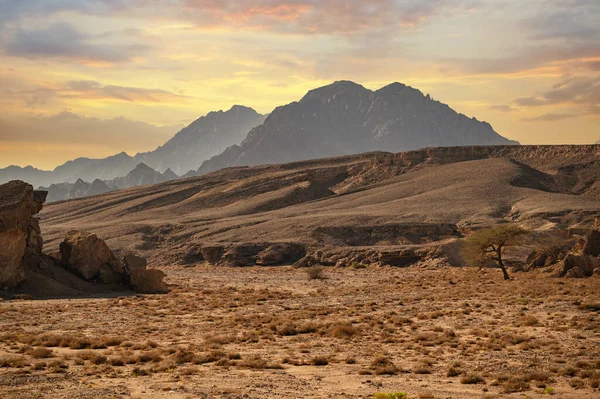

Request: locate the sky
(0, 0), (598, 170)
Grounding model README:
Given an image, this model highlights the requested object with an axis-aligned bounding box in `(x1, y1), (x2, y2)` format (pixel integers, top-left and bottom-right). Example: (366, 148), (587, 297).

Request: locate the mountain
(0, 166), (53, 188)
(112, 163), (167, 189)
(0, 105), (265, 187)
(197, 81), (519, 174)
(87, 179), (112, 196)
(136, 105), (266, 175)
(42, 178), (112, 203)
(162, 168), (179, 181)
(41, 163), (175, 202)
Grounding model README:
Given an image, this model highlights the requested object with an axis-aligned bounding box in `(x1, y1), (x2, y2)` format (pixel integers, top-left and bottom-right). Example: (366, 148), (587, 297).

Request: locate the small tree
(463, 224), (528, 280)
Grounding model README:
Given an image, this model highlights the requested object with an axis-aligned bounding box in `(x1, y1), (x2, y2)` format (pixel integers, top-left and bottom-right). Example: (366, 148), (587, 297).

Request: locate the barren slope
(39, 145), (600, 266)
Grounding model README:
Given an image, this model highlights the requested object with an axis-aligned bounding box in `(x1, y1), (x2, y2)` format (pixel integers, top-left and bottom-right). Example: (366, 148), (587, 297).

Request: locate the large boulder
(0, 181), (47, 289)
(582, 230), (600, 257)
(59, 230), (122, 280)
(556, 253), (599, 278)
(0, 230), (27, 288)
(130, 268), (168, 294)
(123, 254), (168, 294)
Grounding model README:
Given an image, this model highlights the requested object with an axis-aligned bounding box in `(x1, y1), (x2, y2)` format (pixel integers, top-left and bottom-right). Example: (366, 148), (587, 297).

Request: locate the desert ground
(1, 264), (599, 399)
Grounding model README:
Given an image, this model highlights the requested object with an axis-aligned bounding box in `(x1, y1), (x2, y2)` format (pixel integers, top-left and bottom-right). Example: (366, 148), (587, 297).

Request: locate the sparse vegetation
(0, 265), (598, 397)
(463, 224), (528, 280)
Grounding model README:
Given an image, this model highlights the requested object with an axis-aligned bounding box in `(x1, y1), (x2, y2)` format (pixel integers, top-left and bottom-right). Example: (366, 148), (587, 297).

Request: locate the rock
(220, 244), (265, 267)
(122, 254), (147, 273)
(0, 230), (27, 288)
(130, 268), (168, 294)
(97, 264), (123, 284)
(593, 268), (600, 276)
(557, 254), (599, 278)
(583, 230), (600, 257)
(255, 243), (305, 266)
(201, 245), (225, 264)
(378, 249), (422, 267)
(293, 255), (315, 268)
(0, 181), (47, 288)
(59, 230), (118, 280)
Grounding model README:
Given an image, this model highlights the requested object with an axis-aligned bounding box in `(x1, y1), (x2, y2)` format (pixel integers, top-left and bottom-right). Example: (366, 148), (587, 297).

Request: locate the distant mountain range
(41, 163), (180, 202)
(0, 105), (266, 188)
(1, 81), (519, 200)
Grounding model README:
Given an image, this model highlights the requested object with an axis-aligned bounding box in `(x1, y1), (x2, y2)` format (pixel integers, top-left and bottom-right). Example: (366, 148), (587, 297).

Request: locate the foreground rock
(60, 230), (122, 281)
(0, 181), (47, 289)
(0, 180), (167, 295)
(58, 231), (168, 293)
(123, 254), (168, 294)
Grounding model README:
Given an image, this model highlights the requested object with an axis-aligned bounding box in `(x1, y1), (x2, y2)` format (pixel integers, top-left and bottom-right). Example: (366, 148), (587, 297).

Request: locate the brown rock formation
(526, 222), (600, 278)
(60, 230), (122, 280)
(0, 181), (47, 289)
(57, 231), (168, 293)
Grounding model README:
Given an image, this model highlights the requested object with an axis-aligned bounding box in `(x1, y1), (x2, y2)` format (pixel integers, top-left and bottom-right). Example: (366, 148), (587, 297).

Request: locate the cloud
(0, 111), (182, 148)
(522, 0), (600, 42)
(521, 113), (576, 122)
(0, 0), (476, 37)
(440, 43), (600, 75)
(488, 105), (513, 112)
(63, 80), (188, 102)
(4, 22), (151, 63)
(2, 78), (188, 106)
(179, 0), (460, 35)
(516, 75), (600, 111)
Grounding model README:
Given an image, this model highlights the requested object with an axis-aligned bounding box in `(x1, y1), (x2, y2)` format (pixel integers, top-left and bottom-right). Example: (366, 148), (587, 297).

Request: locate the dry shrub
(204, 335), (235, 347)
(461, 374), (486, 384)
(76, 351), (107, 365)
(328, 322), (359, 338)
(502, 377), (530, 393)
(311, 356), (329, 366)
(238, 355), (282, 370)
(192, 351), (225, 364)
(447, 366), (462, 377)
(413, 360), (433, 374)
(0, 355), (28, 368)
(306, 266), (326, 280)
(369, 357), (399, 375)
(27, 347), (53, 359)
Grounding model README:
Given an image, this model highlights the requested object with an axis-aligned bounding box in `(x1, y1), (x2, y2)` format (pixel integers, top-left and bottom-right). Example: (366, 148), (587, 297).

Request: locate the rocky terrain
(0, 106), (266, 188)
(0, 180), (167, 297)
(197, 81), (518, 175)
(1, 145), (599, 399)
(39, 145), (599, 270)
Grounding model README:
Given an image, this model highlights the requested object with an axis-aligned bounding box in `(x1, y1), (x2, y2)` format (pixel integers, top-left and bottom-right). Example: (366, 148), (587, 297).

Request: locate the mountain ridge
(197, 81), (518, 174)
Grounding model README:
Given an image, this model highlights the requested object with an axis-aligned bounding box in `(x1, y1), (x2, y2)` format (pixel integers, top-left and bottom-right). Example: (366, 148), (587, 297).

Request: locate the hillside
(197, 81), (518, 174)
(40, 145), (599, 266)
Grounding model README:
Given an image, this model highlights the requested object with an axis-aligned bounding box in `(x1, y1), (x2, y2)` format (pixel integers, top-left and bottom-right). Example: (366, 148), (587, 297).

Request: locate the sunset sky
(0, 0), (598, 170)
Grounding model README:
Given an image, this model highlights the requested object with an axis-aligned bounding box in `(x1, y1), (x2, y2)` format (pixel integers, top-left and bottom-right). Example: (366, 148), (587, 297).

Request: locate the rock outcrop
(526, 221), (600, 278)
(58, 231), (168, 292)
(60, 230), (123, 281)
(0, 181), (47, 289)
(123, 254), (168, 294)
(0, 180), (168, 295)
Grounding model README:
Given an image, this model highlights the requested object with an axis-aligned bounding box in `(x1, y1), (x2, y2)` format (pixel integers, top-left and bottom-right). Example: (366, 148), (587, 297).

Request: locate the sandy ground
(1, 265), (599, 399)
